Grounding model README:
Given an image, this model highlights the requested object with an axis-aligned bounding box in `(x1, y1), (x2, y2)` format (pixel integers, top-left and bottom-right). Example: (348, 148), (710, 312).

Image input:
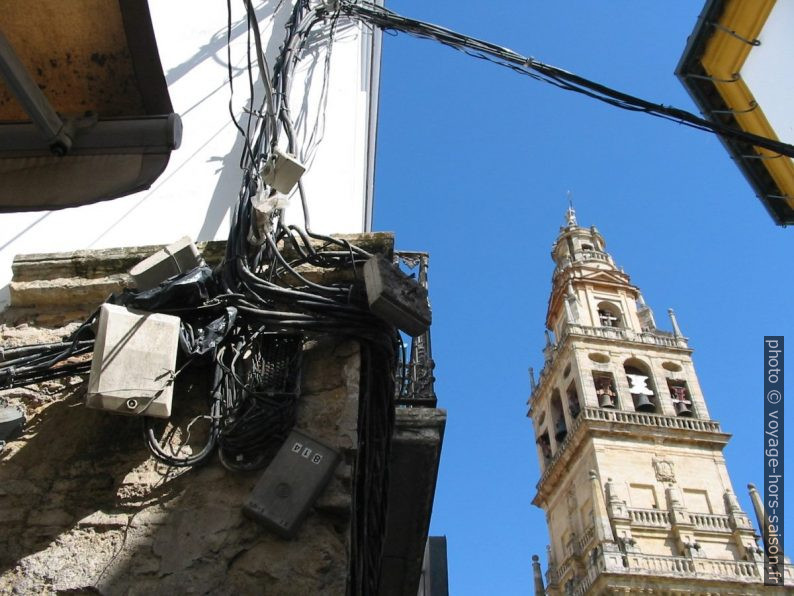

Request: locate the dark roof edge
(675, 0), (792, 227)
(675, 0), (725, 79)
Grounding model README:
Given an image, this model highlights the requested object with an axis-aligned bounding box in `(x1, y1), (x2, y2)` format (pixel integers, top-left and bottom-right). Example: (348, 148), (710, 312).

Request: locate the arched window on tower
(624, 359), (657, 413)
(667, 380), (695, 417)
(535, 412), (552, 465)
(597, 301), (622, 328)
(593, 372), (617, 408)
(566, 382), (581, 419)
(536, 431), (552, 466)
(551, 390), (567, 443)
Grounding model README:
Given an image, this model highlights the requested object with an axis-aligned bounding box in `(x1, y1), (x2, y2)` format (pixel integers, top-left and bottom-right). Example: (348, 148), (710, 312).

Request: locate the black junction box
(243, 429), (339, 539)
(363, 255), (431, 337)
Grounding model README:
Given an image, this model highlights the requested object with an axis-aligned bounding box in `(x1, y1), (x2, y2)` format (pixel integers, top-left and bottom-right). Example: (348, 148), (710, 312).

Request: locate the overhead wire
(328, 0), (794, 159)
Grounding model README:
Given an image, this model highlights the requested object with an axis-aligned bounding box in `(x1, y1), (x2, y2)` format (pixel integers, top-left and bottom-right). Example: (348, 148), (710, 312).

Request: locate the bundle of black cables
(0, 316), (96, 389)
(0, 0), (401, 472)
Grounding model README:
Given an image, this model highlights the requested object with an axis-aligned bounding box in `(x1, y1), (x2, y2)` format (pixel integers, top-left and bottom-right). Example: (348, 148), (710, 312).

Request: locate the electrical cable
(0, 6), (406, 587)
(0, 1), (398, 497)
(328, 0), (794, 159)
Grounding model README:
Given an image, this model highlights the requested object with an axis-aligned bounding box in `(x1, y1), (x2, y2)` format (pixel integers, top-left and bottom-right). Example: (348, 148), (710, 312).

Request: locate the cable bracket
(710, 22), (761, 46)
(742, 152), (783, 161)
(710, 101), (757, 115)
(684, 72), (740, 84)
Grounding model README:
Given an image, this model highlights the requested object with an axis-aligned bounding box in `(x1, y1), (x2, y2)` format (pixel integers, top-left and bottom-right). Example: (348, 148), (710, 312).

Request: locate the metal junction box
(86, 303), (180, 419)
(0, 405), (25, 442)
(364, 255), (432, 337)
(129, 236), (202, 291)
(261, 149), (306, 195)
(243, 429), (339, 539)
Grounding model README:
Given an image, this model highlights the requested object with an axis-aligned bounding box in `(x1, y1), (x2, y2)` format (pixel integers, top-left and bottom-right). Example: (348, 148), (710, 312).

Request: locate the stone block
(28, 509), (73, 526)
(77, 511), (129, 529)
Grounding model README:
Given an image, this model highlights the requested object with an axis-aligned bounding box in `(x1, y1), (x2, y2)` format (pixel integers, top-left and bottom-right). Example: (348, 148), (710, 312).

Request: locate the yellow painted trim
(702, 0), (774, 76)
(700, 0), (794, 209)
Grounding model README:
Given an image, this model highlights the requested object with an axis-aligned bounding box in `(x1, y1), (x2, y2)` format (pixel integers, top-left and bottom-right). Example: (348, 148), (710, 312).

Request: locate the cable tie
(242, 106), (266, 117)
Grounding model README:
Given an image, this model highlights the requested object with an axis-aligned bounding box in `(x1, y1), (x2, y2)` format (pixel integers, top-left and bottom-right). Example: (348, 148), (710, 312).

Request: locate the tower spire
(532, 555), (547, 595)
(564, 190), (577, 227)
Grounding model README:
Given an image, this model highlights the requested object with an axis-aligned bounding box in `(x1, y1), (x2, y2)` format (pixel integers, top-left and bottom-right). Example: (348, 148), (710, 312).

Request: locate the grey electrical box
(262, 149), (306, 195)
(243, 429), (339, 539)
(364, 255), (432, 337)
(129, 236), (202, 291)
(86, 304), (180, 419)
(0, 405), (24, 442)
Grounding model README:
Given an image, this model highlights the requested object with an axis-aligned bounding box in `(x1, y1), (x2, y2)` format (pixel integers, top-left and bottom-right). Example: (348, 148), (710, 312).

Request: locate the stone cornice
(532, 407), (730, 506)
(3, 233), (394, 326)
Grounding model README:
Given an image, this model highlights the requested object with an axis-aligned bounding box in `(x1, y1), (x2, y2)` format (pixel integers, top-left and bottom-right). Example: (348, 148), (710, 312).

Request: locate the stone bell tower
(527, 207), (790, 594)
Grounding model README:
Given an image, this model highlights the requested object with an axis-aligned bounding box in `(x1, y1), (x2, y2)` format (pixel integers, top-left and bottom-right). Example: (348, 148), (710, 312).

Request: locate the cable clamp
(684, 72), (740, 84)
(742, 152), (783, 161)
(710, 100), (757, 115)
(711, 22), (760, 46)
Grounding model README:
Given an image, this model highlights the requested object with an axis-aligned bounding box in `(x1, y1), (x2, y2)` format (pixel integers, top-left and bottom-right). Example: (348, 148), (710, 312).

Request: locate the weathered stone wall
(0, 317), (360, 595)
(0, 233), (446, 596)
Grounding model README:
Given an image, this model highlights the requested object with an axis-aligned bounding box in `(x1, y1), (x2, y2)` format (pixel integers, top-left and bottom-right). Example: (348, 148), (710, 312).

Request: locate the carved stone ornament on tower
(566, 488), (577, 515)
(653, 458), (676, 483)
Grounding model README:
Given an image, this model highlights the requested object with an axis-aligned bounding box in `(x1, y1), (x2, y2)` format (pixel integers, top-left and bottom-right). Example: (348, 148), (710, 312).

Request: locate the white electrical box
(86, 304), (180, 419)
(262, 149), (306, 194)
(129, 236), (202, 291)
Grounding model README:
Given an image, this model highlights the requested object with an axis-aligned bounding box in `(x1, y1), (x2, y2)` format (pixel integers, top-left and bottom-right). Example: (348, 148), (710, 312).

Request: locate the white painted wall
(0, 0), (380, 307)
(742, 0), (794, 146)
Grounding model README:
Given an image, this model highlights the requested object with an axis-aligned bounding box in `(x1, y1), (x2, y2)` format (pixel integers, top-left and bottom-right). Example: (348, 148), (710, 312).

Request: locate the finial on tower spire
(668, 308), (683, 337)
(565, 190), (577, 227)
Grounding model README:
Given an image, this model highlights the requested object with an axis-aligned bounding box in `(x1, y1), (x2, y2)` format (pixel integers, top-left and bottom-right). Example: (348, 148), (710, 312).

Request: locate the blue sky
(373, 2), (794, 593)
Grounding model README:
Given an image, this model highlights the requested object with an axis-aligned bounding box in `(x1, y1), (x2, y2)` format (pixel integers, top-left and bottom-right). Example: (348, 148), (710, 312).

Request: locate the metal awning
(677, 0), (794, 226)
(0, 0), (181, 212)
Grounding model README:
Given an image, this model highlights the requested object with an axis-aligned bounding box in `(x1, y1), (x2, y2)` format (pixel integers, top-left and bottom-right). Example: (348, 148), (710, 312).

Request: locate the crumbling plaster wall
(0, 320), (360, 595)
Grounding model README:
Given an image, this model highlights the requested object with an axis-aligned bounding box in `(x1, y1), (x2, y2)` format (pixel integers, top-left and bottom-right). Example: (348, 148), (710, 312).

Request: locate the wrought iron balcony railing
(393, 252), (436, 407)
